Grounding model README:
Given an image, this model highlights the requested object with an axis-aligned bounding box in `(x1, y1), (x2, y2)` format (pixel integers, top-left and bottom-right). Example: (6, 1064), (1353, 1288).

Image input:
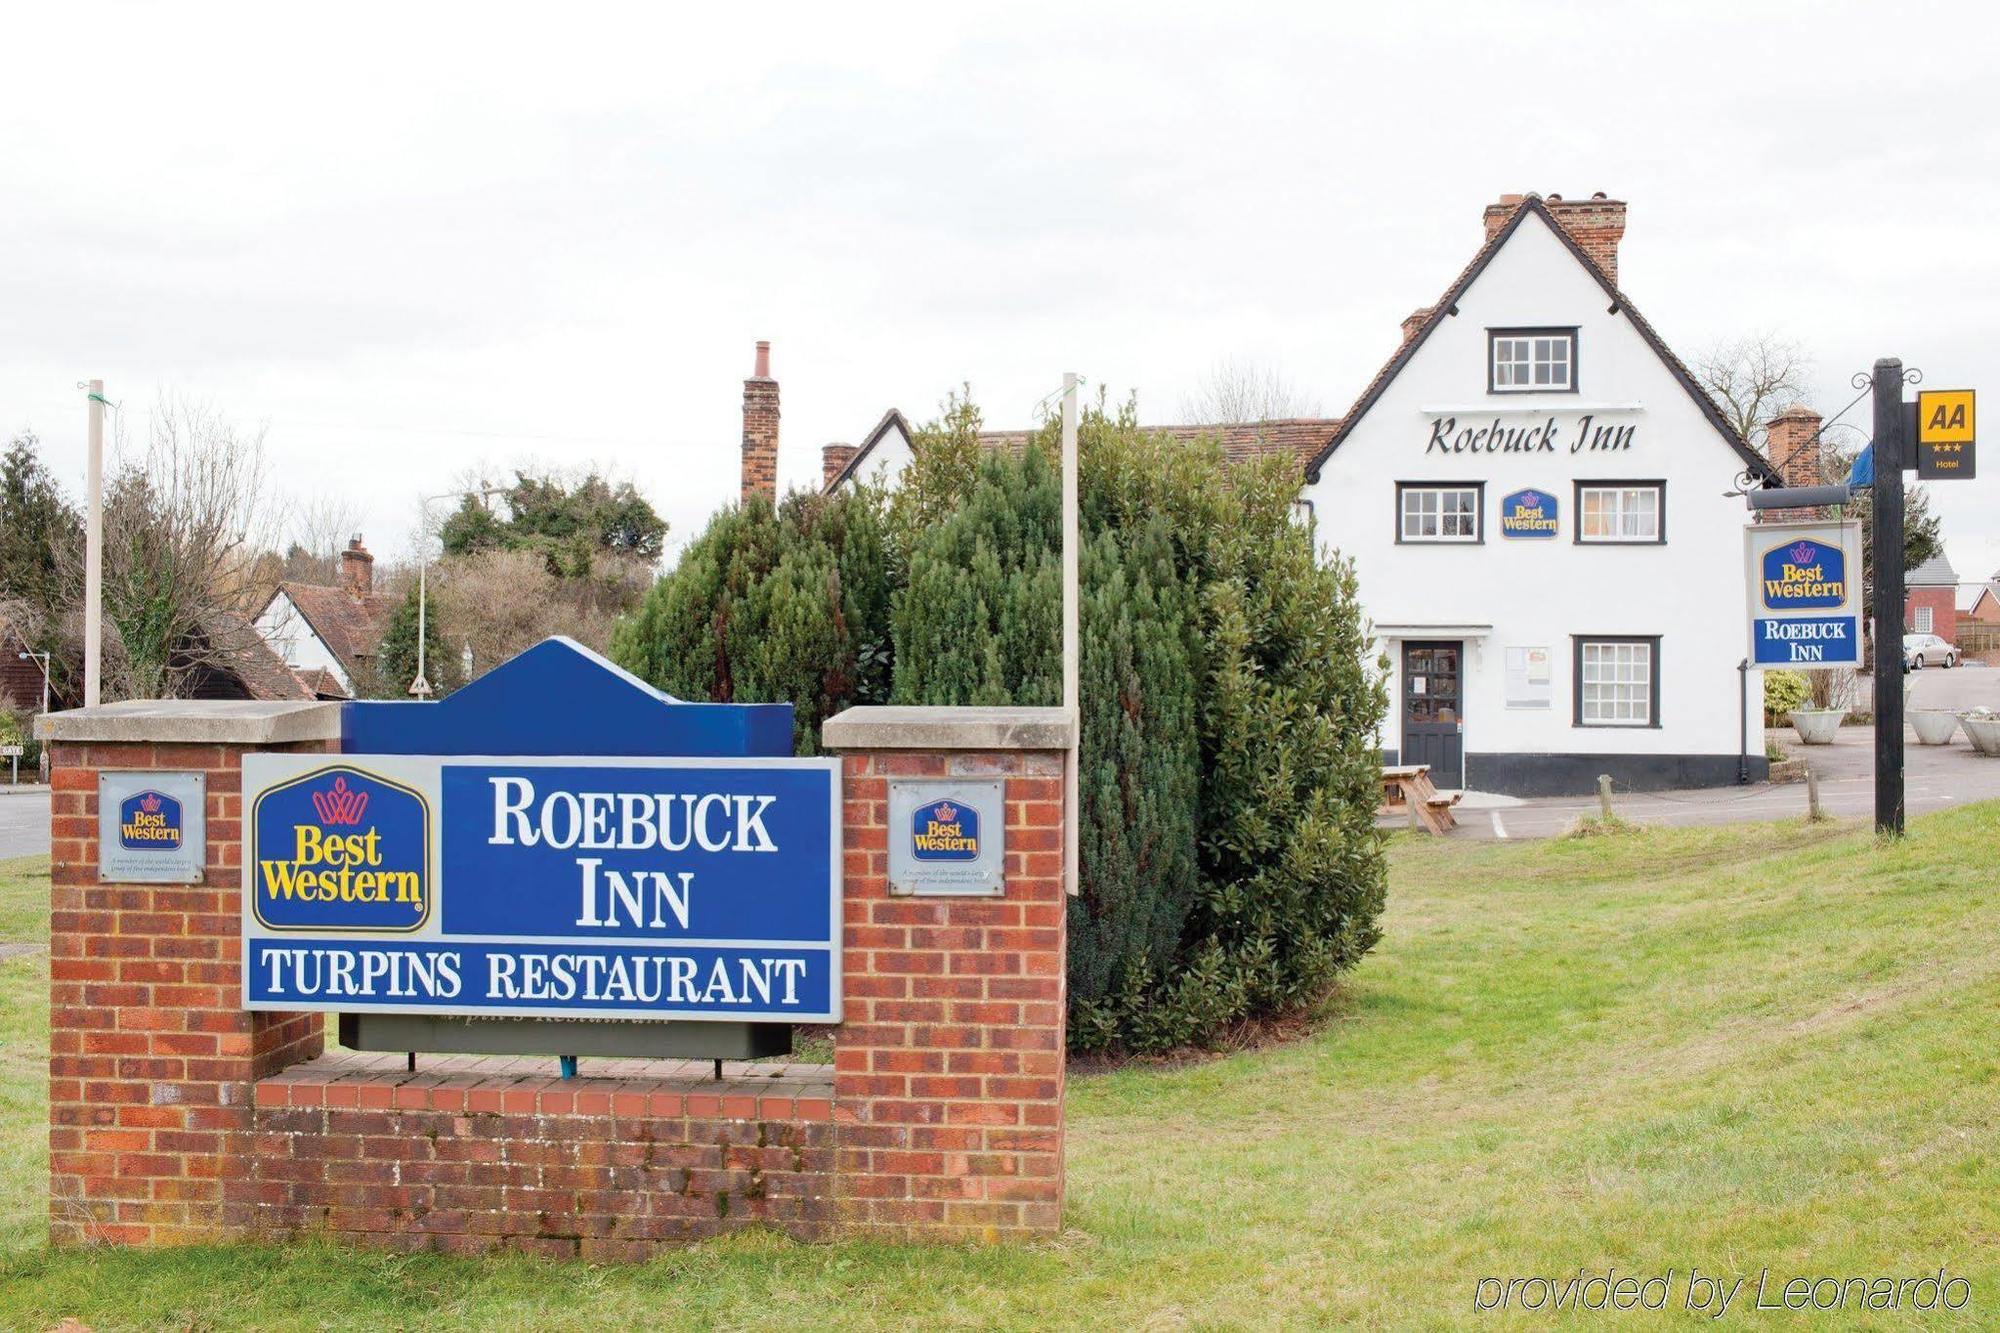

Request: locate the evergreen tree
(369, 584), (461, 699)
(0, 433), (82, 656)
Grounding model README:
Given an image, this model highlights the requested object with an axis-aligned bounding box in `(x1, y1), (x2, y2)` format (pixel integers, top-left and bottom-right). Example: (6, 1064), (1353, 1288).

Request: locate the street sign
(1745, 519), (1863, 668)
(1916, 389), (1976, 479)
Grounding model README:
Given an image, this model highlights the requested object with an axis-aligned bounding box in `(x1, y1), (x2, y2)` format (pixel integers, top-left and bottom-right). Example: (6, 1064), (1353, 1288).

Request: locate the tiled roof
(1300, 194), (1781, 488)
(274, 581), (395, 678)
(187, 610), (317, 702)
(1907, 553), (1958, 586)
(294, 667), (349, 699)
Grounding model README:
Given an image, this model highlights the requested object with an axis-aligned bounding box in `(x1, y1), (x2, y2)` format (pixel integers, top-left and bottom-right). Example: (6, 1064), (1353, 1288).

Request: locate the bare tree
(280, 492), (364, 584)
(1177, 358), (1324, 425)
(60, 392), (278, 698)
(1692, 333), (1809, 445)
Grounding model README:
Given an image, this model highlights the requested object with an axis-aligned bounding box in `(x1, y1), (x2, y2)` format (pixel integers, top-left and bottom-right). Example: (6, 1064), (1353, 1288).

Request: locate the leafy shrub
(613, 396), (1388, 1054)
(1762, 669), (1809, 723)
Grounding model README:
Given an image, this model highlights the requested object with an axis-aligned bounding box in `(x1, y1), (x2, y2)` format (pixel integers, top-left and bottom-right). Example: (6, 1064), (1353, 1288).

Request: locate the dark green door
(1402, 640), (1464, 789)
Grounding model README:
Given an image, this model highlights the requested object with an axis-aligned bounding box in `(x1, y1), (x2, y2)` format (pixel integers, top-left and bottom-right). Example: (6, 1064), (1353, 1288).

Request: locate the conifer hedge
(613, 398), (1387, 1053)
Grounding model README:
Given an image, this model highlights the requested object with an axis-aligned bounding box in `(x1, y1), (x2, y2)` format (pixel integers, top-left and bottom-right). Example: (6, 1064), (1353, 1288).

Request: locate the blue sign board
(98, 771), (206, 883)
(1498, 488), (1559, 539)
(910, 796), (980, 863)
(241, 638), (840, 1023)
(119, 788), (185, 852)
(1753, 615), (1859, 665)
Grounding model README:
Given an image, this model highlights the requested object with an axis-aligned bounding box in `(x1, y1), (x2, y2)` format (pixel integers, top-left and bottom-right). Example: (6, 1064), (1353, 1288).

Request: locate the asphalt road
(0, 787), (50, 861)
(1456, 664), (2000, 840)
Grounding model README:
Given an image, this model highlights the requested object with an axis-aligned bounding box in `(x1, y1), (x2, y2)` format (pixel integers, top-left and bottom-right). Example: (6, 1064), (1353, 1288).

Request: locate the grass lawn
(2, 807), (1997, 1328)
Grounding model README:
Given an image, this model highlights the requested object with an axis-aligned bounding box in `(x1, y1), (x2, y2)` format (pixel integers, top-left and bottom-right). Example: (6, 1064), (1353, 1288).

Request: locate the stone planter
(1788, 708), (1847, 745)
(1962, 716), (2000, 757)
(1910, 710), (1960, 746)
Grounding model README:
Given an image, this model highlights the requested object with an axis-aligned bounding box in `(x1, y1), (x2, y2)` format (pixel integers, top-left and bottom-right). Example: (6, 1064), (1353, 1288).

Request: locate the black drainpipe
(1737, 658), (1750, 783)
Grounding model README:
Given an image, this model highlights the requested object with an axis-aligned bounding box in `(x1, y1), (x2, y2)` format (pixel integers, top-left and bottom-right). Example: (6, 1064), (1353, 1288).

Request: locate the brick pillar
(1761, 405), (1826, 523)
(742, 340), (779, 505)
(40, 701), (342, 1245)
(822, 706), (1072, 1242)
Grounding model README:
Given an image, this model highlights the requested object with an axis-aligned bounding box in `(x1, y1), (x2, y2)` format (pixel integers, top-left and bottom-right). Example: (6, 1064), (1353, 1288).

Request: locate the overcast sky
(4, 2), (1996, 580)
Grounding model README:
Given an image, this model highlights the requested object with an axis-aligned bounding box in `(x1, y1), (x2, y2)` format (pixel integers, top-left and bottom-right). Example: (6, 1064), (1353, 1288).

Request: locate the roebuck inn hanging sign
(242, 753), (841, 1023)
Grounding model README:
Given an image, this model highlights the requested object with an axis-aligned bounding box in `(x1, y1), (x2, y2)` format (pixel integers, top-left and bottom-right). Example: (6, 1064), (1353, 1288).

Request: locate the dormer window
(1489, 328), (1576, 393)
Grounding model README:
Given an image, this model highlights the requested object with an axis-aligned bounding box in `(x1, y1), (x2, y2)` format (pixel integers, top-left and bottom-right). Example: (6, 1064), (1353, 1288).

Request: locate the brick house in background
(1957, 575), (2000, 627)
(1904, 553), (1959, 643)
(251, 536), (395, 698)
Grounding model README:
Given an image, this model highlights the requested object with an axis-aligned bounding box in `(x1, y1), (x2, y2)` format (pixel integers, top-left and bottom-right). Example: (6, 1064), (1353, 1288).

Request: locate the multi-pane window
(1398, 484), (1481, 542)
(1577, 638), (1657, 727)
(1577, 483), (1662, 543)
(1914, 605), (1934, 634)
(1490, 330), (1575, 392)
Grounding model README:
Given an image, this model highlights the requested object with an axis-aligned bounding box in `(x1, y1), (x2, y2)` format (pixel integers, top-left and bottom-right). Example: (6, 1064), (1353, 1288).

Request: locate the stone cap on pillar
(821, 705), (1076, 751)
(35, 699), (344, 746)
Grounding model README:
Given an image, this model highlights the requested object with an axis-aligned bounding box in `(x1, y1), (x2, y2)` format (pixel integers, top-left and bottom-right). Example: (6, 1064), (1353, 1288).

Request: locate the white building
(813, 193), (1787, 796)
(251, 537), (394, 699)
(1298, 194), (1779, 794)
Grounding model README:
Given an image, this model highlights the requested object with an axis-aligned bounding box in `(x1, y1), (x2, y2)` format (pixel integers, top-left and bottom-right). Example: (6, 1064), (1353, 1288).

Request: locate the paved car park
(1453, 664), (2000, 840)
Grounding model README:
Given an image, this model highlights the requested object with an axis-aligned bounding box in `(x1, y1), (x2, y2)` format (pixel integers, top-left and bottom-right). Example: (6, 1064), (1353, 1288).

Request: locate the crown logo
(312, 776), (369, 826)
(1790, 542), (1817, 564)
(933, 802), (957, 822)
(139, 792), (161, 813)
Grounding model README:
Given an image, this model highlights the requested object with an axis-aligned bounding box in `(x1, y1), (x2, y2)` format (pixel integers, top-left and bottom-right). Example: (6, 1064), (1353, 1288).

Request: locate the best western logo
(1499, 488), (1558, 538)
(118, 789), (183, 851)
(252, 767), (430, 932)
(1761, 539), (1847, 610)
(911, 798), (979, 862)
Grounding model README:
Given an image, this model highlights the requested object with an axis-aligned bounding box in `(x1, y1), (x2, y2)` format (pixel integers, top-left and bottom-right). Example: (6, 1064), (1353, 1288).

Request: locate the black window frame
(1487, 326), (1579, 395)
(1394, 481), (1486, 545)
(1573, 478), (1667, 545)
(1572, 634), (1662, 729)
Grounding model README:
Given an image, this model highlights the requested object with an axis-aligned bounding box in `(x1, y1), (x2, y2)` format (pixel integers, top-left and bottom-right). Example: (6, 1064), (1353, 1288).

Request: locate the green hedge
(613, 398), (1387, 1053)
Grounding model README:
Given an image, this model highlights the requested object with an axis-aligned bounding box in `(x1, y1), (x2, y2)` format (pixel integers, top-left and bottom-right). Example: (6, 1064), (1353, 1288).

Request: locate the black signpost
(1870, 359), (1906, 836)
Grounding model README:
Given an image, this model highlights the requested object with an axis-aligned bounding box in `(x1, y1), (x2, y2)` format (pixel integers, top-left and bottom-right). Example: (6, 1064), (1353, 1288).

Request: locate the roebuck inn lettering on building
(1296, 193), (1784, 796)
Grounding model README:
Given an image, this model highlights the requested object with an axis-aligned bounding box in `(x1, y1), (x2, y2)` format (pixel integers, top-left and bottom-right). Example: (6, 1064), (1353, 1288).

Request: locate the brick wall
(1905, 585), (1958, 644)
(240, 1054), (834, 1257)
(43, 710), (1070, 1254)
(47, 737), (330, 1246)
(831, 747), (1067, 1240)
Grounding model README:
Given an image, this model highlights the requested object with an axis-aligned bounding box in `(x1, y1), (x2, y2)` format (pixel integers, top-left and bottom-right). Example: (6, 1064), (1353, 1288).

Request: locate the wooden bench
(1380, 763), (1462, 834)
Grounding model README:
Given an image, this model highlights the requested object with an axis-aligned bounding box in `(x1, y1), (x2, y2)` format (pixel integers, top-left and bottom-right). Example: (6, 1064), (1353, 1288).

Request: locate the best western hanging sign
(1743, 520), (1863, 668)
(241, 755), (841, 1022)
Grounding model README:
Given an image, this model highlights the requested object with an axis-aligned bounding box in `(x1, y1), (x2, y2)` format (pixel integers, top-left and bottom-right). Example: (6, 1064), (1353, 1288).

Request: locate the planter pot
(1962, 716), (2000, 757)
(1788, 709), (1847, 745)
(1910, 710), (1961, 746)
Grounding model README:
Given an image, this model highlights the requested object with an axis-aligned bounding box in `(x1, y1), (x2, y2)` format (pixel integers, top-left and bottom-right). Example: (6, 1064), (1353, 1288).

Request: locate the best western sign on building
(242, 754), (841, 1022)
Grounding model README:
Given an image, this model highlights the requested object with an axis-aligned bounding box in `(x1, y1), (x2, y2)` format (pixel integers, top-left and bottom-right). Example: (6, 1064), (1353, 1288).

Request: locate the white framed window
(1914, 605), (1934, 634)
(1576, 482), (1664, 543)
(1575, 636), (1658, 727)
(1490, 329), (1576, 392)
(1397, 483), (1482, 543)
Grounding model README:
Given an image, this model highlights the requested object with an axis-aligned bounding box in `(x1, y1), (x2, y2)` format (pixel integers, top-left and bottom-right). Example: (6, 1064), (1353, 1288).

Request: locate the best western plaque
(887, 779), (1004, 897)
(97, 771), (206, 883)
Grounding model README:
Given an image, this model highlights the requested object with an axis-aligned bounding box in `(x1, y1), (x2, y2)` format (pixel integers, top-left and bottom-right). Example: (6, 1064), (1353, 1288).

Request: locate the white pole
(84, 380), (104, 707)
(1060, 372), (1080, 899)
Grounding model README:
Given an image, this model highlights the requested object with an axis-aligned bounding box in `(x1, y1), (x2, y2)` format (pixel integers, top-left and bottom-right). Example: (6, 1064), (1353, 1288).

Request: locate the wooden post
(1806, 764), (1824, 821)
(1597, 774), (1615, 823)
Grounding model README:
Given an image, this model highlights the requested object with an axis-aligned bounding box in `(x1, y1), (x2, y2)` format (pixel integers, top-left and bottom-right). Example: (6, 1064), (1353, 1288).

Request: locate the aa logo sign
(250, 766), (431, 932)
(1917, 390), (1974, 445)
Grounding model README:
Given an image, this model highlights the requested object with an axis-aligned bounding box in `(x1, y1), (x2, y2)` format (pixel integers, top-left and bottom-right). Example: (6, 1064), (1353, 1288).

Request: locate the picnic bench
(1380, 763), (1462, 834)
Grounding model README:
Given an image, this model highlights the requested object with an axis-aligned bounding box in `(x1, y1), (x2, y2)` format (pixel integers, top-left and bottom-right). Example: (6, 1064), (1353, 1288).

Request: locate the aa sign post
(1745, 520), (1863, 668)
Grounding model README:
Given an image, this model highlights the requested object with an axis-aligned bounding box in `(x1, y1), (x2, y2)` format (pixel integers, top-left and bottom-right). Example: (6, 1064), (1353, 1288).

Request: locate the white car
(1903, 632), (1958, 670)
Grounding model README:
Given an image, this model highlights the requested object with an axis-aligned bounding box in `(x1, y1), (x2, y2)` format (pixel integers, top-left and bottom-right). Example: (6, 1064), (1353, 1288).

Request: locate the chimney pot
(338, 536), (375, 596)
(753, 340), (771, 378)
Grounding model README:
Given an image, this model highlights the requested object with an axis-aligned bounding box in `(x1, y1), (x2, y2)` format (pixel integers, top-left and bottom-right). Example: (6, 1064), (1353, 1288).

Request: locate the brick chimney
(1401, 307), (1434, 343)
(1483, 192), (1628, 285)
(822, 442), (858, 492)
(741, 340), (779, 505)
(1760, 404), (1827, 521)
(339, 535), (374, 596)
